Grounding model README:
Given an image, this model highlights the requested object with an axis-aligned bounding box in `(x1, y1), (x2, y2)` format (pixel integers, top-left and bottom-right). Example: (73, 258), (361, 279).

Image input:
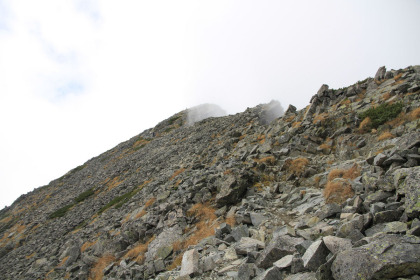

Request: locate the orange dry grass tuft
(292, 121), (302, 128)
(359, 117), (372, 133)
(170, 168), (186, 181)
(225, 215), (236, 227)
(257, 134), (266, 144)
(377, 131), (395, 141)
(81, 240), (97, 253)
(382, 92), (392, 101)
(327, 164), (360, 181)
(25, 252), (36, 259)
(253, 156), (276, 165)
(124, 236), (155, 265)
(324, 164), (359, 204)
(408, 107), (420, 121)
(57, 256), (69, 267)
(89, 254), (116, 280)
(313, 112), (328, 124)
(182, 203), (219, 249)
(144, 197), (156, 208)
(167, 253), (183, 271)
(134, 210), (147, 219)
(105, 176), (122, 191)
(283, 157), (309, 177)
(324, 181), (354, 204)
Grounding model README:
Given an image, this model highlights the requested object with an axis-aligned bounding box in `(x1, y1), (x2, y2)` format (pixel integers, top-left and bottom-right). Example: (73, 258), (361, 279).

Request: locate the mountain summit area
(1, 65), (420, 280)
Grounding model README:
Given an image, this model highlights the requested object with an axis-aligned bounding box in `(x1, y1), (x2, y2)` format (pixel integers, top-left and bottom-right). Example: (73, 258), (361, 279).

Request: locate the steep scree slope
(1, 65), (420, 280)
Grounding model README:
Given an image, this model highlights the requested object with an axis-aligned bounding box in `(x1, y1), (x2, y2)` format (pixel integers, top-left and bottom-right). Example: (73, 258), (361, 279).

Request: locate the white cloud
(1, 0), (420, 208)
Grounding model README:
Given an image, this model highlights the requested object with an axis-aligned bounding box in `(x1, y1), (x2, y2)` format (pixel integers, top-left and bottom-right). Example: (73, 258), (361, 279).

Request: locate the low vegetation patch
(170, 168), (186, 181)
(49, 204), (75, 219)
(377, 131), (395, 141)
(253, 156), (276, 165)
(124, 235), (155, 264)
(282, 157), (310, 177)
(74, 188), (95, 203)
(324, 164), (360, 204)
(359, 102), (403, 129)
(89, 254), (116, 280)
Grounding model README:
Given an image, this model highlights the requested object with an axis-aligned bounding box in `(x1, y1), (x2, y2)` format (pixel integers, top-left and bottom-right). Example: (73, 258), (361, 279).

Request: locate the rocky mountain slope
(1, 65), (420, 280)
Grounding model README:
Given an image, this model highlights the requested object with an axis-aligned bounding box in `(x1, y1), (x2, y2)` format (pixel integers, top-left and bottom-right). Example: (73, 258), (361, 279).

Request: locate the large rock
(179, 249), (199, 277)
(395, 167), (420, 218)
(302, 240), (329, 271)
(256, 267), (282, 280)
(235, 237), (265, 255)
(331, 234), (420, 280)
(322, 236), (352, 255)
(256, 235), (304, 269)
(374, 66), (387, 80)
(216, 175), (251, 207)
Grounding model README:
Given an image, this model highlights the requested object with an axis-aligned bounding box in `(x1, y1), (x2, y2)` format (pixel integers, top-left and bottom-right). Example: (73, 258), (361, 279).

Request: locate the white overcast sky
(1, 0), (420, 209)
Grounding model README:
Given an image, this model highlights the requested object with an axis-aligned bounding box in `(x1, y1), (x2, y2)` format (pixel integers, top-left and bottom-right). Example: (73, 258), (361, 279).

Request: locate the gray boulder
(216, 175), (250, 207)
(256, 235), (304, 268)
(331, 234), (420, 280)
(302, 240), (329, 271)
(179, 249), (199, 277)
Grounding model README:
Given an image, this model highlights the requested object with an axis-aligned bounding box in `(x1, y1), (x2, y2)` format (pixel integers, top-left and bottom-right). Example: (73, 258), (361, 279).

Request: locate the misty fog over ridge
(186, 100), (284, 126)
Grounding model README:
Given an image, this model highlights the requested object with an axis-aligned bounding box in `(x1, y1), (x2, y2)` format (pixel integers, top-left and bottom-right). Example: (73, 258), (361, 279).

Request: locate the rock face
(332, 234), (420, 280)
(1, 65), (420, 279)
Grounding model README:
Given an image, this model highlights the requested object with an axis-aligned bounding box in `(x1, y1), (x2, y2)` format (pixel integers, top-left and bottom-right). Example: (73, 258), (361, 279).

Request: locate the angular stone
(202, 255), (216, 272)
(365, 221), (408, 236)
(231, 225), (249, 242)
(374, 153), (388, 166)
(316, 203), (341, 220)
(179, 249), (199, 277)
(237, 263), (255, 280)
(395, 167), (420, 218)
(256, 235), (304, 268)
(250, 212), (267, 227)
(273, 254), (293, 269)
(273, 225), (295, 238)
(332, 234), (420, 280)
(373, 210), (403, 224)
(156, 245), (173, 260)
(235, 237), (265, 255)
(302, 240), (329, 271)
(322, 236), (352, 255)
(336, 214), (364, 238)
(284, 272), (316, 280)
(374, 66), (386, 80)
(216, 175), (249, 207)
(257, 267), (282, 280)
(383, 154), (406, 166)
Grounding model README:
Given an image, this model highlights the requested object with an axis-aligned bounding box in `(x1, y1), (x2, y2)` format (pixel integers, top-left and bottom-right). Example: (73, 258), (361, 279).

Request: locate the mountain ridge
(1, 65), (420, 280)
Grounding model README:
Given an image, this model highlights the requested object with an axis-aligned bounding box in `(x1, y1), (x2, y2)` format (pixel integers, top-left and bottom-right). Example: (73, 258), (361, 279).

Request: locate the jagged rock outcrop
(1, 65), (420, 280)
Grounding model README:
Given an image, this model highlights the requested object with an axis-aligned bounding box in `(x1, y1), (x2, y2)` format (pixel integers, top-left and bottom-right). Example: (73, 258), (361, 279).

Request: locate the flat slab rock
(331, 234), (420, 280)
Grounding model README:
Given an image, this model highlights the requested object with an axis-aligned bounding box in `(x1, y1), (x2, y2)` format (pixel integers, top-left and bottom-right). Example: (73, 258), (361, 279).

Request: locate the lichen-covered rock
(331, 234), (420, 280)
(395, 167), (420, 218)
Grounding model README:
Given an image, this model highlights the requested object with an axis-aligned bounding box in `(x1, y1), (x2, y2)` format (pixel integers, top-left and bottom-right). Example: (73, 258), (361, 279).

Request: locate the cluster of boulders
(0, 65), (419, 280)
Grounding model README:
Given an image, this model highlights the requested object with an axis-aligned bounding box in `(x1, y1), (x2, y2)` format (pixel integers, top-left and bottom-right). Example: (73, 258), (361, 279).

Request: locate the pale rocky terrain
(0, 65), (420, 280)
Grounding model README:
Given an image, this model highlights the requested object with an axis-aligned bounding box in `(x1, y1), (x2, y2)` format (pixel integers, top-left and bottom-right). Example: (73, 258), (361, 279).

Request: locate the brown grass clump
(382, 92), (392, 101)
(394, 72), (403, 80)
(124, 236), (155, 265)
(81, 240), (97, 253)
(408, 107), (420, 121)
(324, 164), (359, 204)
(313, 112), (328, 125)
(170, 168), (186, 181)
(283, 157), (310, 177)
(292, 121), (302, 128)
(105, 176), (122, 191)
(182, 203), (219, 249)
(25, 252), (36, 259)
(167, 253), (183, 271)
(359, 117), (372, 133)
(386, 112), (406, 128)
(253, 156), (276, 165)
(327, 164), (360, 181)
(89, 254), (116, 280)
(135, 210), (147, 219)
(257, 134), (266, 144)
(57, 256), (69, 268)
(324, 180), (354, 204)
(377, 131), (395, 141)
